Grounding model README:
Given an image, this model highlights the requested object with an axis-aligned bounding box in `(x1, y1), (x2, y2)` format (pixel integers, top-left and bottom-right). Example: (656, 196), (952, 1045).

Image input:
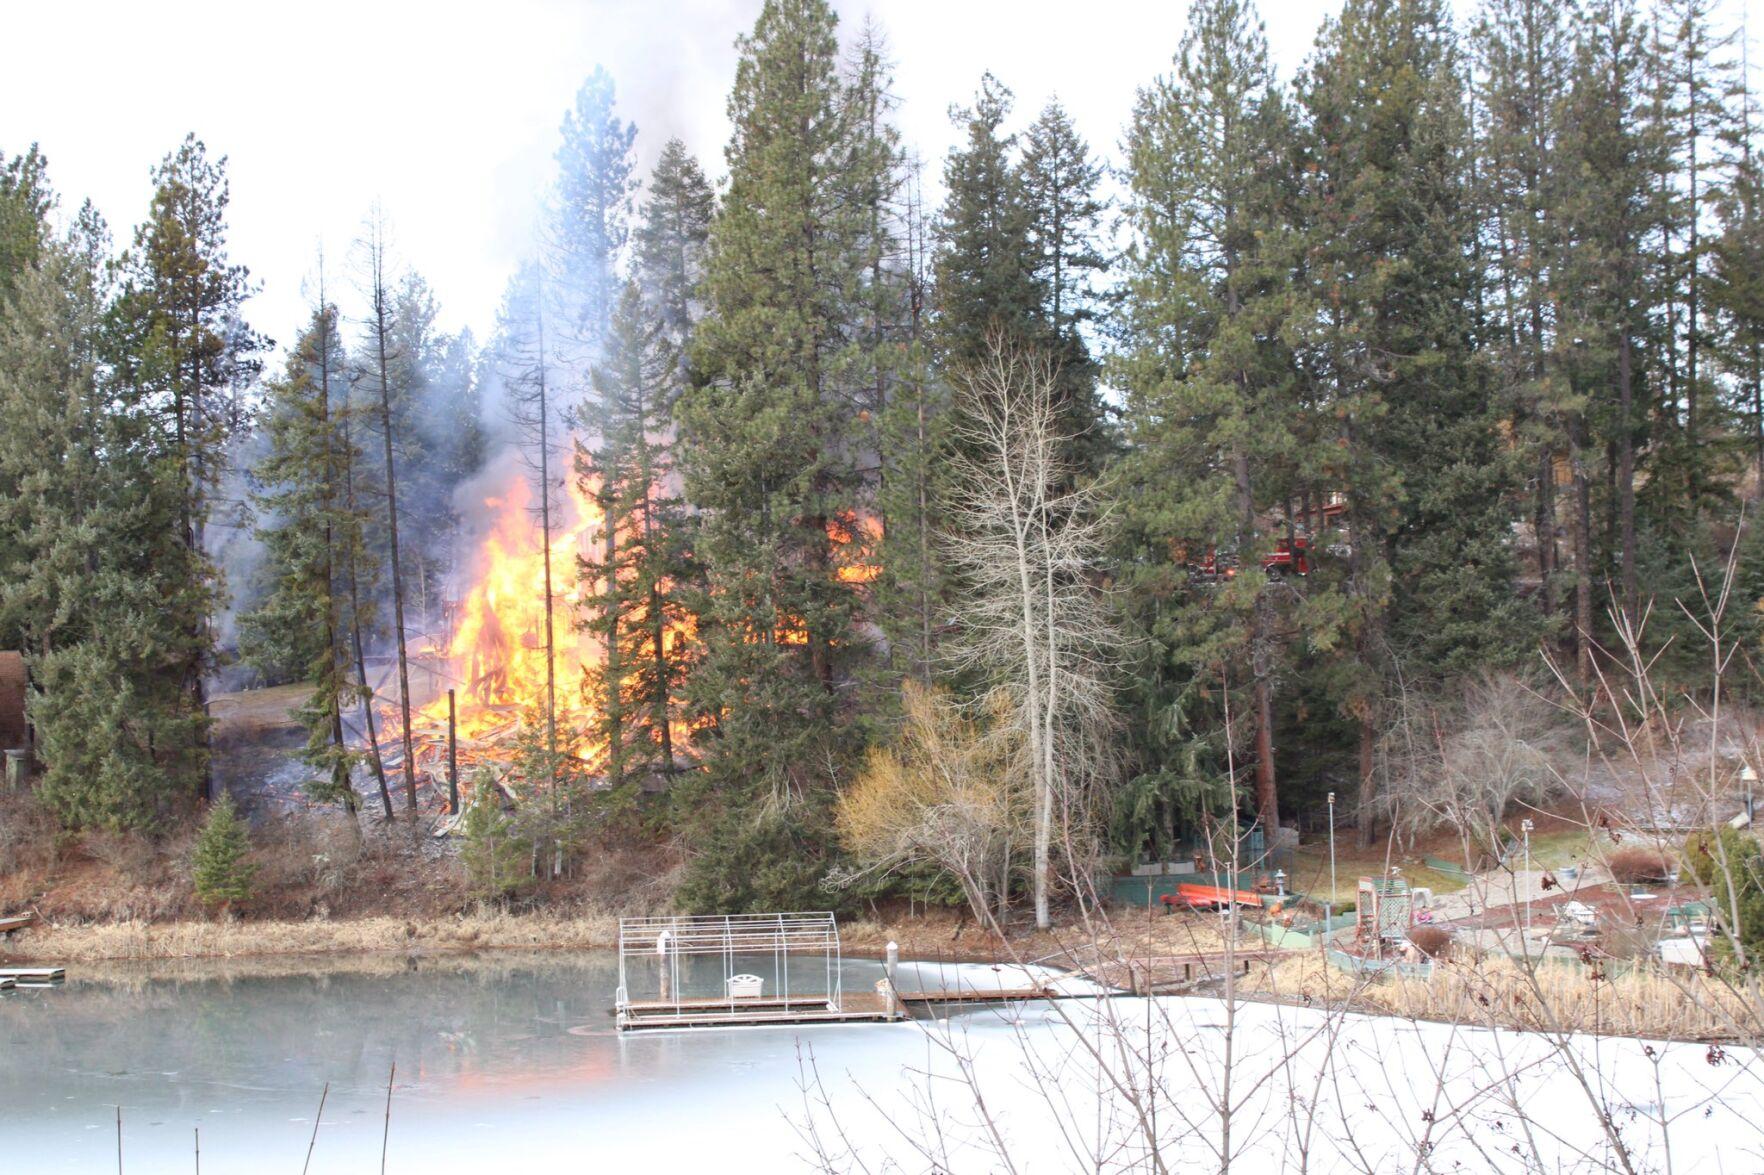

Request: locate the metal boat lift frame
(615, 912), (846, 1029)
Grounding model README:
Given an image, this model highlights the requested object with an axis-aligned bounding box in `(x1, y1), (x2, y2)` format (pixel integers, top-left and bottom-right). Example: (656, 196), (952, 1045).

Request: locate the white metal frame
(615, 912), (843, 1027)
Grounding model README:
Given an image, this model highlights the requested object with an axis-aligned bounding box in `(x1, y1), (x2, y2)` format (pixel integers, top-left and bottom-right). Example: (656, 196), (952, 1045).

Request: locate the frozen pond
(3, 949), (1762, 1171)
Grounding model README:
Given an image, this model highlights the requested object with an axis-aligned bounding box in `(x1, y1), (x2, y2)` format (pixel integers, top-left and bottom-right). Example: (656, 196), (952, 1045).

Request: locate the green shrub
(191, 794), (256, 910)
(459, 774), (531, 901)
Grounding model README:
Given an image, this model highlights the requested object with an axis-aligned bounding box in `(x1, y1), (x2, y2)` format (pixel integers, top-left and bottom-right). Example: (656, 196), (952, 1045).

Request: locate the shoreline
(0, 908), (1033, 968)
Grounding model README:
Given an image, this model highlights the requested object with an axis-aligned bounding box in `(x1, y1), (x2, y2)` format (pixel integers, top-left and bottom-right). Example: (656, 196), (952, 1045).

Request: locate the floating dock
(0, 966), (64, 982)
(0, 912), (37, 936)
(620, 986), (904, 1031)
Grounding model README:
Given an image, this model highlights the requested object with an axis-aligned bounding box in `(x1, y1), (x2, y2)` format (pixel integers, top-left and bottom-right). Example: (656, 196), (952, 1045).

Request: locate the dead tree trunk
(363, 218), (420, 823)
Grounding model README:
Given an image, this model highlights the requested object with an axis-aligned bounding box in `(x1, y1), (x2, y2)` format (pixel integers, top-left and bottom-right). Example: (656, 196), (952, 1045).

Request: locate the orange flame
(420, 470), (607, 748)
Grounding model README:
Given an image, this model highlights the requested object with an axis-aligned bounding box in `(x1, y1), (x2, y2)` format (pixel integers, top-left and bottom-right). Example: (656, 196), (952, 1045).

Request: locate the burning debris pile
(370, 461), (610, 814)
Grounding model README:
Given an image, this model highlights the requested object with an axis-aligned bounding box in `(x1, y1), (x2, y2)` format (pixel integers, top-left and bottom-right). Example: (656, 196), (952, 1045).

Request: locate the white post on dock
(885, 941), (898, 984)
(657, 928), (673, 1002)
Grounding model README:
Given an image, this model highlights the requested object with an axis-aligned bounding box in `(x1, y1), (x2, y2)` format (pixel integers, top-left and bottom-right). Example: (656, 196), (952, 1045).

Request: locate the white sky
(4, 0), (1762, 351)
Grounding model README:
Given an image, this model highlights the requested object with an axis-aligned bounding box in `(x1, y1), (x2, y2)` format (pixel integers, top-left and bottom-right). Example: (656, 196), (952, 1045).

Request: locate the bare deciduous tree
(944, 330), (1119, 929)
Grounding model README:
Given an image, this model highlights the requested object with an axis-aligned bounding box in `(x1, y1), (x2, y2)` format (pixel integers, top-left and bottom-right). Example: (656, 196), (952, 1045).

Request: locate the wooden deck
(0, 966), (64, 982)
(618, 978), (1104, 1031)
(620, 988), (902, 1031)
(0, 912), (37, 936)
(895, 986), (1054, 1004)
(1088, 950), (1285, 994)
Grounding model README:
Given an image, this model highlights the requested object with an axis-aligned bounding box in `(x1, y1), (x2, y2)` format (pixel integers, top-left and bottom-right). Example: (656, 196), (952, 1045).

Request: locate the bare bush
(1375, 670), (1560, 854)
(834, 682), (1026, 930)
(1607, 844), (1673, 884)
(1406, 924), (1453, 958)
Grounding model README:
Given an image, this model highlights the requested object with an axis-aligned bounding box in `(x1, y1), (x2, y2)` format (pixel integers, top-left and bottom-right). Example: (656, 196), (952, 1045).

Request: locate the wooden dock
(895, 986), (1056, 1005)
(0, 912), (36, 937)
(0, 977), (13, 992)
(1089, 950), (1286, 994)
(0, 966), (64, 982)
(620, 987), (904, 1031)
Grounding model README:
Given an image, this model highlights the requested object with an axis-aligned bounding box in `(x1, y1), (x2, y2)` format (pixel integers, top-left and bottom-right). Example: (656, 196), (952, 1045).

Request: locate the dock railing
(616, 912), (843, 1028)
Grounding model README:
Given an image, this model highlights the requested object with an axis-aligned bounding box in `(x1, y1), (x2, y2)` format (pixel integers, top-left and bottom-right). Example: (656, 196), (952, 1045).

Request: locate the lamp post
(1521, 818), (1535, 940)
(1327, 792), (1338, 936)
(1743, 764), (1757, 826)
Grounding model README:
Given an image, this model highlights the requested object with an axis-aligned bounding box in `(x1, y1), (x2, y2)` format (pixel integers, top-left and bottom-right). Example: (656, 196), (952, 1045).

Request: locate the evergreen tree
(676, 0), (886, 911)
(581, 283), (692, 786)
(1711, 63), (1764, 480)
(552, 65), (637, 358)
(0, 145), (51, 296)
(632, 138), (715, 361)
(116, 134), (263, 803)
(1471, 0), (1574, 645)
(1651, 0), (1742, 504)
(0, 201), (205, 828)
(1021, 99), (1110, 471)
(933, 74), (1043, 370)
(459, 776), (530, 901)
(1116, 0), (1310, 834)
(1297, 0), (1532, 842)
(493, 263), (567, 819)
(873, 161), (948, 687)
(1557, 0), (1665, 624)
(239, 298), (366, 815)
(191, 793), (256, 909)
(356, 209), (420, 822)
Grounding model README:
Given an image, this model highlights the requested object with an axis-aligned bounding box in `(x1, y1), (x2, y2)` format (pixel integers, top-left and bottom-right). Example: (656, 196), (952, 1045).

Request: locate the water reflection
(0, 950), (905, 1171)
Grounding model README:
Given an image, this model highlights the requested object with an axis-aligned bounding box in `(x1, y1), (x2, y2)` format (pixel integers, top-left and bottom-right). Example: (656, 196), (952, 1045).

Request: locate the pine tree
(117, 134), (263, 803)
(239, 296), (365, 816)
(1711, 56), (1764, 480)
(0, 200), (205, 828)
(933, 74), (1043, 370)
(1653, 0), (1742, 505)
(676, 0), (885, 911)
(1116, 0), (1309, 834)
(380, 272), (482, 625)
(191, 793), (256, 909)
(582, 283), (692, 785)
(1297, 0), (1532, 843)
(356, 208), (420, 822)
(873, 159), (948, 687)
(1557, 0), (1665, 625)
(1471, 0), (1573, 644)
(632, 138), (714, 359)
(0, 145), (51, 297)
(552, 66), (637, 359)
(493, 264), (565, 811)
(575, 140), (711, 789)
(1021, 99), (1109, 472)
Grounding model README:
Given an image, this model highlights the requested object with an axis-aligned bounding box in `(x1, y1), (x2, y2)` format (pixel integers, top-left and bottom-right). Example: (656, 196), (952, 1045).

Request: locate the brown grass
(0, 907), (622, 964)
(1407, 924), (1454, 959)
(1250, 952), (1762, 1039)
(1608, 845), (1674, 884)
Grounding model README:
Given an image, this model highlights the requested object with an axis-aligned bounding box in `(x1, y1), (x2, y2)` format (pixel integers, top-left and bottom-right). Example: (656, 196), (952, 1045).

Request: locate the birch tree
(945, 331), (1117, 929)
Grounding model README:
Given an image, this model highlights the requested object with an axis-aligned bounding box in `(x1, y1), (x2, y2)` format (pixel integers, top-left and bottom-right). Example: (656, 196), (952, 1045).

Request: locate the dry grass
(1608, 845), (1674, 885)
(1251, 952), (1763, 1039)
(1408, 924), (1454, 959)
(0, 907), (622, 964)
